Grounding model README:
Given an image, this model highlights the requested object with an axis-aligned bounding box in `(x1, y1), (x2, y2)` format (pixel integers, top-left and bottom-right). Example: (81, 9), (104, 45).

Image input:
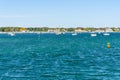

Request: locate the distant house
(105, 28), (113, 32)
(48, 29), (55, 32)
(75, 27), (86, 32)
(20, 27), (26, 32)
(113, 28), (120, 32)
(75, 27), (83, 32)
(75, 28), (82, 32)
(95, 30), (105, 32)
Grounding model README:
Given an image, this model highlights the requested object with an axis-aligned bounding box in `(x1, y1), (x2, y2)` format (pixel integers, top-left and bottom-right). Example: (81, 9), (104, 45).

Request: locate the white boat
(72, 33), (77, 36)
(103, 33), (110, 36)
(36, 32), (41, 34)
(55, 32), (61, 35)
(8, 32), (15, 36)
(98, 32), (101, 34)
(91, 33), (97, 37)
(62, 32), (65, 34)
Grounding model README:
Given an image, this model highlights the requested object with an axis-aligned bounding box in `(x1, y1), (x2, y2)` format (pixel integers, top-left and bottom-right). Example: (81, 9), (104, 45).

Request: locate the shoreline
(0, 31), (120, 34)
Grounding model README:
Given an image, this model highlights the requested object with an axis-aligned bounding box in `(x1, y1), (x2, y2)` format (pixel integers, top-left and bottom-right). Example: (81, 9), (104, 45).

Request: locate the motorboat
(8, 32), (15, 36)
(72, 32), (77, 36)
(55, 32), (62, 35)
(103, 32), (110, 36)
(91, 33), (97, 37)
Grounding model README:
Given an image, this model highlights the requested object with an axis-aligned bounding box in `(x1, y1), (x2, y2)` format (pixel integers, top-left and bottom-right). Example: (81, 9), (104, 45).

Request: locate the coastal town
(0, 27), (119, 33)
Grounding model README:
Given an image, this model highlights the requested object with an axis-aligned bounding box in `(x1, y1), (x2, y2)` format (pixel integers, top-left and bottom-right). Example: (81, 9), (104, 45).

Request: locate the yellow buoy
(107, 43), (111, 48)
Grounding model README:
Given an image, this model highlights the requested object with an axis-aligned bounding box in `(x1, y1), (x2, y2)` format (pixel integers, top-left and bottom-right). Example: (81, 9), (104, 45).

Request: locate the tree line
(0, 27), (120, 32)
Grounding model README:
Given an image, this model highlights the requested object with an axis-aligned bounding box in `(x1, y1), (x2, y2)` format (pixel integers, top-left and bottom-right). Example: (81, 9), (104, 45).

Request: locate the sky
(0, 0), (120, 27)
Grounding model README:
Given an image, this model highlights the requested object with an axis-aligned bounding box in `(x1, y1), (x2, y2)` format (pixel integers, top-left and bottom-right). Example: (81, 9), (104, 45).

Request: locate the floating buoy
(107, 43), (111, 48)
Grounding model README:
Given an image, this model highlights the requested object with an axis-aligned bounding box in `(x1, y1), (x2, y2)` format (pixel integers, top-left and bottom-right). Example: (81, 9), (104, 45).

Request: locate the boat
(103, 32), (110, 36)
(62, 32), (65, 34)
(91, 33), (97, 37)
(72, 32), (77, 36)
(55, 32), (62, 35)
(36, 32), (41, 34)
(8, 32), (15, 36)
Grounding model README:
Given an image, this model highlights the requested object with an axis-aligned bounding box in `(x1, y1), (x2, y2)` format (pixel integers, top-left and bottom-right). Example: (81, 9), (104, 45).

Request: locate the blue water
(0, 33), (120, 80)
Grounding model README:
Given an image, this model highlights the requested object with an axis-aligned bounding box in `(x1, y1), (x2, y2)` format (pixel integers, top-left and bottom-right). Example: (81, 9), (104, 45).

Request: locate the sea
(0, 33), (120, 80)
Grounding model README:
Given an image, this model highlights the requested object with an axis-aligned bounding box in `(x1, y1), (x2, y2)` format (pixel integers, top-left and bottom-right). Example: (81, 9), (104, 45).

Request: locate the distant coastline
(0, 27), (120, 33)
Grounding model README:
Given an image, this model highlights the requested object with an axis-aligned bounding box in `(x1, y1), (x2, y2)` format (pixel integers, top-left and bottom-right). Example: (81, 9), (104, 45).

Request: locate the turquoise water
(0, 33), (120, 80)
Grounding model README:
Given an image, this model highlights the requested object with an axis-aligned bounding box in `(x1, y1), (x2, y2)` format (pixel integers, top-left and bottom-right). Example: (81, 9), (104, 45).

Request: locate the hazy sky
(0, 0), (120, 27)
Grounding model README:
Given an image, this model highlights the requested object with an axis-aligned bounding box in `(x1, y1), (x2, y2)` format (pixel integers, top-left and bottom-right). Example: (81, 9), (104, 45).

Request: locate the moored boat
(91, 33), (97, 37)
(8, 32), (15, 36)
(103, 32), (110, 36)
(72, 32), (77, 36)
